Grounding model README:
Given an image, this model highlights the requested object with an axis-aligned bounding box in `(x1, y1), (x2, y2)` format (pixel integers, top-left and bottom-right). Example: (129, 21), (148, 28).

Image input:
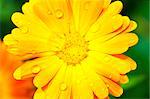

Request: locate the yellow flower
(4, 0), (138, 99)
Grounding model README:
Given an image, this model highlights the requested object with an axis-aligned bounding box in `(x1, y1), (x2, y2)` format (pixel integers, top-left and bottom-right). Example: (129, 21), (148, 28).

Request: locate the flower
(0, 41), (35, 99)
(4, 0), (138, 99)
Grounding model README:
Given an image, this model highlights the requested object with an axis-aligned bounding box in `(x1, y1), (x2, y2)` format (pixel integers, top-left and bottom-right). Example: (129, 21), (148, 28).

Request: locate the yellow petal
(113, 16), (130, 34)
(89, 33), (138, 54)
(86, 53), (121, 82)
(11, 12), (52, 39)
(13, 56), (51, 80)
(45, 63), (67, 99)
(72, 64), (94, 99)
(81, 60), (109, 98)
(122, 21), (137, 33)
(34, 88), (45, 99)
(89, 51), (136, 74)
(103, 0), (111, 9)
(33, 0), (71, 36)
(33, 56), (63, 88)
(70, 0), (104, 35)
(112, 54), (137, 70)
(58, 65), (73, 99)
(101, 76), (123, 97)
(86, 14), (123, 41)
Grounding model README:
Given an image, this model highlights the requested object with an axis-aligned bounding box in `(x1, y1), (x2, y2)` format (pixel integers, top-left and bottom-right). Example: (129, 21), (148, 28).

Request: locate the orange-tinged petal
(101, 76), (123, 97)
(122, 21), (137, 33)
(120, 75), (129, 84)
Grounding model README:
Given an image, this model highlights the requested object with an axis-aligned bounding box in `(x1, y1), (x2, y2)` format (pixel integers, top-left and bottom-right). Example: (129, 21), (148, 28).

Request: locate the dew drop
(32, 66), (41, 73)
(47, 10), (52, 15)
(60, 83), (67, 91)
(55, 9), (63, 19)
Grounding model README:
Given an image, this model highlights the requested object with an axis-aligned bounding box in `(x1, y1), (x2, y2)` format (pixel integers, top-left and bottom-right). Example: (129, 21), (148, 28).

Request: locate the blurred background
(0, 0), (149, 98)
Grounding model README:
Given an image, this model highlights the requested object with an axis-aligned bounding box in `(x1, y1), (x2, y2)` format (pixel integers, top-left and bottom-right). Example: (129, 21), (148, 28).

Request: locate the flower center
(57, 33), (88, 65)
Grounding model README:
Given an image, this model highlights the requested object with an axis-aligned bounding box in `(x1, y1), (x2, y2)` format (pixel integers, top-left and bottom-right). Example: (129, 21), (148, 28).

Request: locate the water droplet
(84, 1), (90, 10)
(60, 83), (67, 91)
(32, 66), (41, 73)
(48, 10), (52, 15)
(55, 9), (63, 19)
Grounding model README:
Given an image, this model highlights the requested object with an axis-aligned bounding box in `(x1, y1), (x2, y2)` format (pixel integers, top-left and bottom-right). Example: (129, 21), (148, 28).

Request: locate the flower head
(4, 0), (138, 98)
(0, 41), (35, 99)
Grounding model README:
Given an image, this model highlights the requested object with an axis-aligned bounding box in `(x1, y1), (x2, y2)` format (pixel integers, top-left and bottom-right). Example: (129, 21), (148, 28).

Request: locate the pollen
(57, 33), (88, 65)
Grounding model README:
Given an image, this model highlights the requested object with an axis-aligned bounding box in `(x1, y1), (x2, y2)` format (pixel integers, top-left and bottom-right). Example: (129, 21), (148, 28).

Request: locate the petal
(103, 0), (111, 9)
(89, 33), (138, 54)
(85, 1), (123, 40)
(58, 65), (73, 99)
(33, 56), (63, 88)
(81, 60), (109, 98)
(86, 14), (123, 41)
(45, 63), (67, 99)
(113, 16), (130, 34)
(11, 12), (52, 39)
(34, 88), (45, 99)
(101, 76), (123, 97)
(112, 54), (137, 70)
(89, 51), (136, 74)
(72, 64), (94, 99)
(13, 56), (52, 80)
(33, 0), (71, 36)
(85, 54), (121, 82)
(70, 0), (104, 34)
(120, 75), (129, 84)
(122, 21), (137, 33)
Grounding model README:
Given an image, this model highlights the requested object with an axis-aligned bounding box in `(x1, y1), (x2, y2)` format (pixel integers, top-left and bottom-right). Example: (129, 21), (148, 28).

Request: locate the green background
(0, 0), (149, 98)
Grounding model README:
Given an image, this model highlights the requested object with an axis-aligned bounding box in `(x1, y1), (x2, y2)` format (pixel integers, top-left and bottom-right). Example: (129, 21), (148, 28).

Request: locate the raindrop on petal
(47, 10), (52, 15)
(55, 9), (64, 19)
(60, 82), (67, 91)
